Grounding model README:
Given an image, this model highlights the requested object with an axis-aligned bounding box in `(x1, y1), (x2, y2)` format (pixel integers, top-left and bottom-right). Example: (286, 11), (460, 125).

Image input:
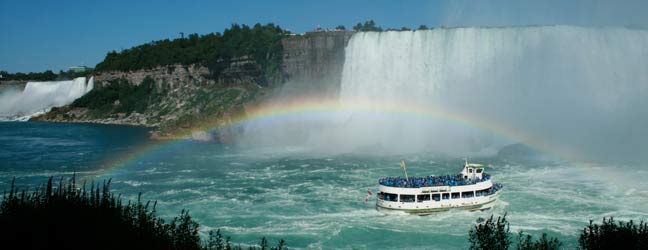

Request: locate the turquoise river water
(1, 122), (647, 249)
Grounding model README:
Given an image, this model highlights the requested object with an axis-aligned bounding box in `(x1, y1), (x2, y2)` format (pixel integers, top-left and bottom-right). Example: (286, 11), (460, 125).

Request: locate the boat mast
(400, 160), (408, 179)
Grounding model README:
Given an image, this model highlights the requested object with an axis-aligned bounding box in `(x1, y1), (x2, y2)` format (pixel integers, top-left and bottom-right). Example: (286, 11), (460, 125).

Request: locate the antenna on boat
(400, 160), (408, 179)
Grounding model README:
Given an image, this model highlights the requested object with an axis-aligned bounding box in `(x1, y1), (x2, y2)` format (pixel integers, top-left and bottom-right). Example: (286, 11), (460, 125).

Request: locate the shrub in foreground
(579, 217), (648, 250)
(0, 176), (286, 250)
(469, 214), (561, 250)
(470, 214), (648, 250)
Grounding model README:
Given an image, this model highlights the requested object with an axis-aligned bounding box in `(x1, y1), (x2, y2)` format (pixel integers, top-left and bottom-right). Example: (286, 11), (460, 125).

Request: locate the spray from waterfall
(235, 26), (648, 162)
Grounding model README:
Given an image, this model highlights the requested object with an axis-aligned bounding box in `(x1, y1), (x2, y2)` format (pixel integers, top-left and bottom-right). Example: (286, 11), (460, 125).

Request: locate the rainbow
(98, 97), (587, 178)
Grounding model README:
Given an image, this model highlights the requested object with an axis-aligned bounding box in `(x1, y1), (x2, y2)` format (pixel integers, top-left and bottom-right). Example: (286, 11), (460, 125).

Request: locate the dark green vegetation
(72, 76), (164, 115)
(0, 69), (92, 81)
(0, 176), (286, 250)
(352, 20), (383, 32)
(350, 20), (437, 32)
(579, 217), (648, 250)
(95, 23), (288, 80)
(468, 214), (647, 250)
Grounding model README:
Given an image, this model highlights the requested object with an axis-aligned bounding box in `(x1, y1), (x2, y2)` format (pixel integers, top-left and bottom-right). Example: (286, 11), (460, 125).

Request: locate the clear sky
(1, 0), (646, 73)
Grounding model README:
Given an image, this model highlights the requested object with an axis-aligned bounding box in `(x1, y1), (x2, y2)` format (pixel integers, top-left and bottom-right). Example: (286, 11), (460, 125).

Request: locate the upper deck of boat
(378, 173), (491, 188)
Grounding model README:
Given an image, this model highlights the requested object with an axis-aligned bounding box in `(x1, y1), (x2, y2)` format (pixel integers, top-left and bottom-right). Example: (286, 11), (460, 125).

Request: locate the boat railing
(378, 173), (491, 188)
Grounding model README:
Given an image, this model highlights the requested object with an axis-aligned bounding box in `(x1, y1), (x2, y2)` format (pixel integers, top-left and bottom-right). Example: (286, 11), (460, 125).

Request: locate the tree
(517, 232), (562, 250)
(579, 217), (648, 250)
(353, 20), (383, 32)
(418, 25), (429, 30)
(469, 214), (563, 250)
(335, 25), (346, 31)
(469, 215), (511, 250)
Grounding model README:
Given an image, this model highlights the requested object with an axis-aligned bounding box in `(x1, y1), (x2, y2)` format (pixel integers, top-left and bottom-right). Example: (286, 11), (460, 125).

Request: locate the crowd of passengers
(379, 173), (491, 188)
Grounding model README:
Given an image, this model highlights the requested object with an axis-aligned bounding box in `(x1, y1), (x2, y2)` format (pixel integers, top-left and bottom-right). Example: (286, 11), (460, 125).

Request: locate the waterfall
(86, 76), (94, 94)
(337, 26), (648, 161)
(0, 77), (94, 121)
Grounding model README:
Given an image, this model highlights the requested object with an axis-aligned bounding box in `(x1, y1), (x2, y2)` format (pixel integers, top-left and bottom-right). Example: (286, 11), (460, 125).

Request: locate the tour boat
(376, 160), (503, 215)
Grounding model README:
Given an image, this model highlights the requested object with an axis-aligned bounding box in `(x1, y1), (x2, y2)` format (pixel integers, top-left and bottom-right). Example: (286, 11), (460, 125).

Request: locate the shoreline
(21, 119), (204, 141)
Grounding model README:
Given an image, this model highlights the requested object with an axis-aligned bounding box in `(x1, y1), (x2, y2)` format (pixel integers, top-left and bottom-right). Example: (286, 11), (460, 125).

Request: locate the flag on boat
(400, 161), (406, 168)
(365, 189), (373, 203)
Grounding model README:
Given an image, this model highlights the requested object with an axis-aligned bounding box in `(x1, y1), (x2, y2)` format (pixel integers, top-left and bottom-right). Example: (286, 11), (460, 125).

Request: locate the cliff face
(33, 31), (355, 138)
(282, 31), (354, 86)
(93, 56), (264, 89)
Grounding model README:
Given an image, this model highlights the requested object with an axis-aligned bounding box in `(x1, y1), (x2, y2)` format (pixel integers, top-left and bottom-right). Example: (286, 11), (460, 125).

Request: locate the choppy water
(1, 122), (647, 249)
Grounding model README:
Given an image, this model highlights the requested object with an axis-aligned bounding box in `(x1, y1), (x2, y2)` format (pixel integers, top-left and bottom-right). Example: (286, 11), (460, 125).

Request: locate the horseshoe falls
(238, 26), (648, 163)
(0, 76), (94, 121)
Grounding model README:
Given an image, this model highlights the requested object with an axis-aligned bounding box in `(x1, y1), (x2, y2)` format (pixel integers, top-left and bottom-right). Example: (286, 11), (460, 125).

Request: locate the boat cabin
(461, 161), (484, 181)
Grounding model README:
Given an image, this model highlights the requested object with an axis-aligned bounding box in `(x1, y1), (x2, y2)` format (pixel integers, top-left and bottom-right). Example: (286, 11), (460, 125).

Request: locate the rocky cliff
(32, 31), (355, 139)
(282, 31), (354, 93)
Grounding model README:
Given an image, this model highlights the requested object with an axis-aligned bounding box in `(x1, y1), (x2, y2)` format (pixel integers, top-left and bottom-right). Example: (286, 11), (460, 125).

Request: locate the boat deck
(379, 173), (491, 188)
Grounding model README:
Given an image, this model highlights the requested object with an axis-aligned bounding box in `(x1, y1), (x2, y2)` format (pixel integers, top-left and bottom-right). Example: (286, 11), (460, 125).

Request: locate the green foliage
(1, 176), (287, 250)
(579, 217), (648, 250)
(0, 176), (201, 250)
(0, 70), (57, 81)
(0, 69), (92, 81)
(469, 214), (512, 250)
(469, 214), (563, 250)
(353, 20), (383, 32)
(202, 229), (287, 250)
(335, 25), (346, 30)
(517, 232), (562, 250)
(72, 76), (163, 115)
(95, 23), (288, 81)
(418, 25), (430, 30)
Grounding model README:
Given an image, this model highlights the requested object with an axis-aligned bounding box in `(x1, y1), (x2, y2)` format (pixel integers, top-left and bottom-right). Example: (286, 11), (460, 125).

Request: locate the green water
(1, 122), (646, 249)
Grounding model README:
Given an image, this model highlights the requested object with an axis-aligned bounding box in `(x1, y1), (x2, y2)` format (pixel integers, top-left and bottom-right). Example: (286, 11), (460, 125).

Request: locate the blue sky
(1, 0), (646, 73)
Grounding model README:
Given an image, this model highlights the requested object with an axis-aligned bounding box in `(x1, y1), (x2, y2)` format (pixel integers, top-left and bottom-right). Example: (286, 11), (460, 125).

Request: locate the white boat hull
(376, 181), (501, 215)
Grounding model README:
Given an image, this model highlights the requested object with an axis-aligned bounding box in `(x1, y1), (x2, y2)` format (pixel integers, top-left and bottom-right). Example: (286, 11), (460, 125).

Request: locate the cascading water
(241, 26), (648, 162)
(86, 76), (94, 93)
(336, 25), (648, 162)
(0, 77), (94, 121)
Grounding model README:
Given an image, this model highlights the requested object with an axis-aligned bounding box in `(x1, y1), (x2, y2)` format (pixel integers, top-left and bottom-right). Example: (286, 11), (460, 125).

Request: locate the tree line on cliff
(94, 23), (289, 77)
(0, 69), (92, 82)
(2, 176), (647, 250)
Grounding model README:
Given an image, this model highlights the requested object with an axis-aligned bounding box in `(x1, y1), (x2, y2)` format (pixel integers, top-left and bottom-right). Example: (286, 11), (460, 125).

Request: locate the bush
(0, 176), (287, 250)
(469, 214), (561, 250)
(579, 217), (648, 250)
(0, 176), (201, 250)
(469, 214), (512, 250)
(517, 232), (562, 250)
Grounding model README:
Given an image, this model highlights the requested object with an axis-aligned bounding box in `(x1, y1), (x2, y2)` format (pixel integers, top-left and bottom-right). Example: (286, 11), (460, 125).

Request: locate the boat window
(451, 192), (460, 199)
(442, 193), (449, 200)
(400, 194), (415, 203)
(462, 191), (474, 198)
(432, 194), (440, 201)
(417, 194), (430, 202)
(468, 168), (473, 173)
(476, 169), (483, 173)
(381, 192), (398, 201)
(476, 188), (490, 197)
